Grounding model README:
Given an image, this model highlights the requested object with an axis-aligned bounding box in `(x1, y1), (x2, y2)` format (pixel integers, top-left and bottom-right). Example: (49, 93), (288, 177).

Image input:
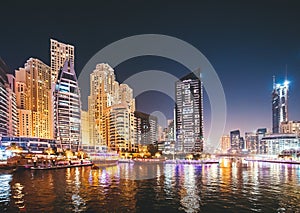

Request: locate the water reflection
(0, 162), (300, 212)
(119, 163), (164, 180)
(179, 165), (201, 212)
(71, 168), (86, 212)
(0, 174), (12, 211)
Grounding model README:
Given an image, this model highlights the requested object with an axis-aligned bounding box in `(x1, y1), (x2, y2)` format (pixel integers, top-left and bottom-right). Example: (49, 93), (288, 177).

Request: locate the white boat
(89, 152), (119, 167)
(133, 158), (165, 164)
(118, 158), (134, 163)
(84, 145), (119, 167)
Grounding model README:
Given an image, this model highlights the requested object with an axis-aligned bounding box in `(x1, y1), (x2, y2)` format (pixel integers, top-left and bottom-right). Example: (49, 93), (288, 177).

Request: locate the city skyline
(1, 1), (300, 137)
(0, 35), (298, 140)
(1, 2), (300, 212)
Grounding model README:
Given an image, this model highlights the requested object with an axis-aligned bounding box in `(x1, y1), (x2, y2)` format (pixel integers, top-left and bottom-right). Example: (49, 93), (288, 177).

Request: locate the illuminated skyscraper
(54, 60), (81, 150)
(6, 74), (17, 136)
(88, 63), (119, 146)
(134, 111), (158, 146)
(272, 76), (289, 133)
(108, 104), (136, 152)
(175, 71), (204, 153)
(0, 58), (9, 136)
(50, 39), (75, 83)
(88, 63), (136, 151)
(15, 58), (52, 138)
(220, 135), (230, 153)
(230, 130), (241, 153)
(257, 128), (267, 154)
(81, 110), (90, 145)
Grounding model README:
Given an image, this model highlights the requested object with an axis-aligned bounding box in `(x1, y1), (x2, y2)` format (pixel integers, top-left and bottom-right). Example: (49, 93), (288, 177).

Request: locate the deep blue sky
(1, 0), (300, 137)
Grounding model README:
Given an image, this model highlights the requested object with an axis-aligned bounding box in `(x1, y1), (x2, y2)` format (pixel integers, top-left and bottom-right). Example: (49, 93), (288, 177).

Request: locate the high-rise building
(272, 76), (289, 133)
(256, 128), (267, 154)
(81, 110), (90, 145)
(15, 58), (52, 139)
(134, 111), (158, 146)
(230, 130), (242, 153)
(245, 132), (258, 154)
(50, 39), (75, 83)
(54, 60), (81, 151)
(220, 135), (230, 153)
(157, 125), (166, 142)
(88, 63), (120, 147)
(108, 104), (136, 152)
(6, 74), (17, 136)
(280, 121), (300, 136)
(167, 120), (175, 141)
(175, 71), (204, 153)
(88, 63), (136, 151)
(0, 58), (9, 137)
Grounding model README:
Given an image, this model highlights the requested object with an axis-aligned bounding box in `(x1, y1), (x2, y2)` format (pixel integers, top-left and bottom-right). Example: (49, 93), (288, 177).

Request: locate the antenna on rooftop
(285, 64), (288, 82)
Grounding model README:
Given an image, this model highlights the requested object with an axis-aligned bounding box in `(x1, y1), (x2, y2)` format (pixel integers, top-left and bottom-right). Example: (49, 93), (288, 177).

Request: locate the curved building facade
(0, 58), (9, 137)
(54, 60), (81, 151)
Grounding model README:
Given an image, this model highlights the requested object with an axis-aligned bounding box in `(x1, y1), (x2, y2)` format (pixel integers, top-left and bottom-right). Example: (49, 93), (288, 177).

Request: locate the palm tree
(44, 147), (54, 157)
(6, 143), (23, 154)
(64, 149), (74, 159)
(77, 150), (86, 159)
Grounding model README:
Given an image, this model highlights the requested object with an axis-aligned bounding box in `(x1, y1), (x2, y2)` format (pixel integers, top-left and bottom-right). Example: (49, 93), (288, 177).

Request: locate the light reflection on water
(0, 161), (300, 212)
(0, 174), (12, 211)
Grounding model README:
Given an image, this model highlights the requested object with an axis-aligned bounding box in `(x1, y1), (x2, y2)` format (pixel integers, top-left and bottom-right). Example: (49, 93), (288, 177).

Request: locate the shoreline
(245, 158), (300, 165)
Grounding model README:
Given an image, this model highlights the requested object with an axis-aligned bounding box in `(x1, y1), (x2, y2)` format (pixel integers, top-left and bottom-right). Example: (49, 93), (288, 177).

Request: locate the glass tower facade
(175, 71), (204, 153)
(134, 111), (158, 146)
(272, 77), (289, 133)
(0, 58), (9, 137)
(54, 60), (81, 151)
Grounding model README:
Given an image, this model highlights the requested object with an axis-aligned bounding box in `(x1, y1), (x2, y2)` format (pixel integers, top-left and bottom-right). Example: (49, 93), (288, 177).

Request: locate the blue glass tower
(272, 76), (289, 133)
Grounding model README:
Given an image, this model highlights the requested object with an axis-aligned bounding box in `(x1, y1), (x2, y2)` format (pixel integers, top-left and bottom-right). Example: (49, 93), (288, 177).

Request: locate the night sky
(1, 0), (300, 138)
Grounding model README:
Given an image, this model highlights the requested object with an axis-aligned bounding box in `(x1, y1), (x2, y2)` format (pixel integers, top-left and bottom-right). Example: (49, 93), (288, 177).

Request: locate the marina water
(1, 161), (300, 212)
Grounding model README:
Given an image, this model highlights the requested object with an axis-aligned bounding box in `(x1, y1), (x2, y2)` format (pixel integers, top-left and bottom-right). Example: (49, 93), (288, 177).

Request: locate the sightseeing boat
(133, 158), (165, 164)
(89, 152), (119, 167)
(83, 145), (119, 167)
(118, 158), (135, 163)
(30, 159), (93, 170)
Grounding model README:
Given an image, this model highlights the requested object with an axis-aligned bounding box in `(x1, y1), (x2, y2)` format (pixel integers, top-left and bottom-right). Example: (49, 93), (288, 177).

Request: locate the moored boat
(82, 145), (119, 167)
(30, 160), (93, 170)
(118, 158), (134, 163)
(89, 152), (119, 167)
(133, 158), (165, 164)
(165, 159), (219, 164)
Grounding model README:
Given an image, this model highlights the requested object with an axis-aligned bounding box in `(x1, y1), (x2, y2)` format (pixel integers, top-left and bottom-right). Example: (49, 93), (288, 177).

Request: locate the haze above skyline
(1, 0), (300, 137)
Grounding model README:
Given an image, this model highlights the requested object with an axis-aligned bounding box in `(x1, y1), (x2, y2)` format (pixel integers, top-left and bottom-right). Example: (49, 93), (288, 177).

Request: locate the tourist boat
(89, 152), (119, 167)
(165, 159), (219, 164)
(0, 162), (17, 173)
(30, 160), (93, 170)
(118, 158), (135, 163)
(133, 158), (165, 164)
(88, 152), (119, 167)
(83, 145), (119, 167)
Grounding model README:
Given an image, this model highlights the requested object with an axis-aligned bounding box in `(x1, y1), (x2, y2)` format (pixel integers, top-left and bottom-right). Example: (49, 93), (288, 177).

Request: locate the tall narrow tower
(272, 76), (289, 133)
(175, 70), (204, 153)
(54, 60), (81, 151)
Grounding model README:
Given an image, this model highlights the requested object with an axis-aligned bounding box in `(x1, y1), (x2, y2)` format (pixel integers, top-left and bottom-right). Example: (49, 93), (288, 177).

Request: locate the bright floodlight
(284, 80), (290, 86)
